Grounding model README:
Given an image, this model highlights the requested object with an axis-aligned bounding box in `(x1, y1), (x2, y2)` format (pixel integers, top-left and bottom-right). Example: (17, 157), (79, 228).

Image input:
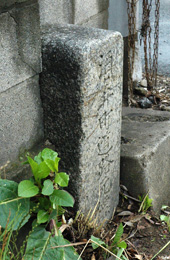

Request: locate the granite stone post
(40, 25), (123, 222)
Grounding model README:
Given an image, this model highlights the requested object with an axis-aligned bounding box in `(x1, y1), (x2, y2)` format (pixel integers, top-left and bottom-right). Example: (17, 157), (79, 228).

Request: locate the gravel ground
(125, 75), (170, 111)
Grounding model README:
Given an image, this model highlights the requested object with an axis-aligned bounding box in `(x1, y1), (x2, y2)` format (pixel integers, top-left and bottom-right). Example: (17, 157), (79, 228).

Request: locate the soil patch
(69, 189), (170, 260)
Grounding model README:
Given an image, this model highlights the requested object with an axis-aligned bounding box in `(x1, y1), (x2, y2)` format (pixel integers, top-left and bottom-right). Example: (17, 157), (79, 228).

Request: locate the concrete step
(121, 107), (170, 213)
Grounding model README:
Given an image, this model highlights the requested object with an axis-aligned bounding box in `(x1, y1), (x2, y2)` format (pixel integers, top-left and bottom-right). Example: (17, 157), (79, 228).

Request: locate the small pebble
(140, 78), (147, 87)
(134, 86), (147, 96)
(159, 88), (165, 93)
(160, 104), (166, 111)
(138, 97), (152, 109)
(161, 100), (169, 104)
(164, 106), (170, 112)
(148, 95), (155, 104)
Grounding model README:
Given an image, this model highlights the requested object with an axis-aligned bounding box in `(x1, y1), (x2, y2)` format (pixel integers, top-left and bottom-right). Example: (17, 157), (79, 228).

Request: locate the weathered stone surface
(0, 12), (33, 92)
(121, 107), (170, 213)
(40, 25), (123, 222)
(39, 0), (73, 27)
(5, 142), (55, 182)
(39, 0), (109, 29)
(0, 75), (44, 167)
(10, 1), (41, 73)
(0, 4), (41, 93)
(0, 0), (28, 10)
(80, 10), (108, 29)
(74, 0), (109, 24)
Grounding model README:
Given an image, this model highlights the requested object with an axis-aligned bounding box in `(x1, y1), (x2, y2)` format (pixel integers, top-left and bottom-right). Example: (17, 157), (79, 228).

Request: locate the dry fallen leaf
(118, 211), (134, 216)
(137, 224), (146, 230)
(129, 214), (144, 223)
(91, 254), (96, 260)
(124, 221), (134, 227)
(157, 257), (164, 260)
(59, 224), (70, 233)
(135, 254), (143, 260)
(144, 214), (155, 225)
(128, 204), (133, 210)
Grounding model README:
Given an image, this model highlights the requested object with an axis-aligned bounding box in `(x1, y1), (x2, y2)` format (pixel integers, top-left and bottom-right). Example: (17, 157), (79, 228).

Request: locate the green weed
(87, 223), (128, 260)
(0, 148), (80, 260)
(138, 193), (153, 213)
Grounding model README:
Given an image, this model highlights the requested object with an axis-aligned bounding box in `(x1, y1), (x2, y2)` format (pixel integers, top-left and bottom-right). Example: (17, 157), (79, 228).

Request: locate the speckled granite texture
(40, 25), (123, 222)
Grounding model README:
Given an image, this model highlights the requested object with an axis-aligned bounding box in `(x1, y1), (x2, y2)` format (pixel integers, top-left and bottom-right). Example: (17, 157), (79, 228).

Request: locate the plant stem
(138, 191), (149, 213)
(77, 239), (123, 260)
(150, 240), (170, 260)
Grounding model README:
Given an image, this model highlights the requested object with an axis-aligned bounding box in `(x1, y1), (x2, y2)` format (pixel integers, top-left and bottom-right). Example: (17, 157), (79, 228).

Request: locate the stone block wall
(0, 0), (43, 168)
(39, 0), (109, 29)
(0, 0), (110, 170)
(39, 0), (73, 26)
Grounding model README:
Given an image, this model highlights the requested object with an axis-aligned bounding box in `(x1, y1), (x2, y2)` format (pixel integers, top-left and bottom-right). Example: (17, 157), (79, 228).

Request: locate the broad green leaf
(54, 157), (60, 172)
(55, 172), (69, 187)
(145, 196), (153, 210)
(36, 162), (51, 180)
(161, 205), (169, 210)
(91, 235), (106, 249)
(139, 194), (153, 212)
(34, 149), (60, 173)
(24, 226), (51, 260)
(117, 241), (127, 249)
(37, 210), (49, 224)
(18, 180), (39, 198)
(41, 148), (58, 161)
(48, 231), (81, 260)
(27, 156), (38, 177)
(42, 180), (54, 196)
(112, 223), (124, 245)
(0, 179), (30, 230)
(28, 156), (51, 182)
(34, 151), (43, 164)
(48, 209), (58, 222)
(160, 215), (170, 232)
(50, 190), (74, 207)
(160, 215), (170, 223)
(44, 159), (55, 172)
(24, 226), (81, 260)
